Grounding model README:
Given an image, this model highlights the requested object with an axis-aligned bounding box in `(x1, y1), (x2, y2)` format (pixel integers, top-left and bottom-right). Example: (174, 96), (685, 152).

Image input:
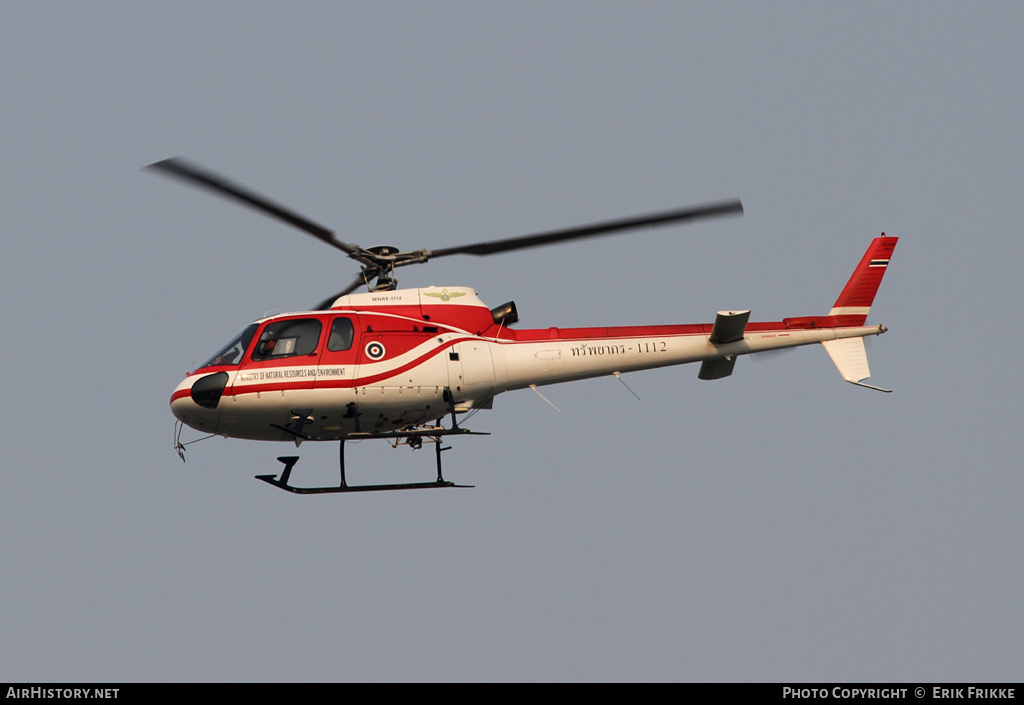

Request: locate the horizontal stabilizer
(709, 310), (750, 345)
(821, 337), (891, 392)
(698, 356), (737, 380)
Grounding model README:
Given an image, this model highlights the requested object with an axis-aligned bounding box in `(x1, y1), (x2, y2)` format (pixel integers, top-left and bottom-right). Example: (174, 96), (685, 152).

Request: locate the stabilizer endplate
(698, 356), (736, 380)
(699, 310), (750, 380)
(708, 310), (751, 345)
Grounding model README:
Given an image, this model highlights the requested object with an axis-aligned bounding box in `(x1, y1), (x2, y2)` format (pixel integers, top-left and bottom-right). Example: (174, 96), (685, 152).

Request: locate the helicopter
(152, 158), (898, 494)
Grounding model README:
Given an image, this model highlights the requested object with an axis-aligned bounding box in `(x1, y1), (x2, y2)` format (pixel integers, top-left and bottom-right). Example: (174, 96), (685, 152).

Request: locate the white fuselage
(170, 286), (886, 442)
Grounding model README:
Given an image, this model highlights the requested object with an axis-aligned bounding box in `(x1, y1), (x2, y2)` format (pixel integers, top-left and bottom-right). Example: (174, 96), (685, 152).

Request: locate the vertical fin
(821, 337), (892, 393)
(829, 235), (898, 326)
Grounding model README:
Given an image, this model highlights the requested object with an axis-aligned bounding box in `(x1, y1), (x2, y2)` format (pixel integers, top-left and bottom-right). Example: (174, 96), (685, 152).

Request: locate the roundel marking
(365, 341), (386, 360)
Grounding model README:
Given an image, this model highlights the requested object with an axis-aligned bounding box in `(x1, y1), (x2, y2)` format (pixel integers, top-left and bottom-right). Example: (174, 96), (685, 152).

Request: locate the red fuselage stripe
(172, 319), (807, 403)
(174, 336), (473, 401)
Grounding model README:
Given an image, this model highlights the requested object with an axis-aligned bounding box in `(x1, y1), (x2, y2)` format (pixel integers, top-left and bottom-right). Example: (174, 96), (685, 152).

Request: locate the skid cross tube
(254, 424), (483, 494)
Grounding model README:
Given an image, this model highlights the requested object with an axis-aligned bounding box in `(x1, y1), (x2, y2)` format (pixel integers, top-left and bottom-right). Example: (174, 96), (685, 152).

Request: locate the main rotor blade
(312, 273), (368, 310)
(426, 199), (743, 258)
(147, 157), (367, 259)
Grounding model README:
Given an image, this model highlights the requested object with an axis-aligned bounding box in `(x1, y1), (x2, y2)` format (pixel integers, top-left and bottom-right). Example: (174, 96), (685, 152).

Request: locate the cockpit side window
(251, 318), (322, 361)
(328, 317), (354, 351)
(200, 323), (259, 369)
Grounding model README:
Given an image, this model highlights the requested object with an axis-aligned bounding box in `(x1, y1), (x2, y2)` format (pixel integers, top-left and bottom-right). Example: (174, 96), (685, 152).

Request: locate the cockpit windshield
(251, 318), (322, 361)
(199, 323), (258, 369)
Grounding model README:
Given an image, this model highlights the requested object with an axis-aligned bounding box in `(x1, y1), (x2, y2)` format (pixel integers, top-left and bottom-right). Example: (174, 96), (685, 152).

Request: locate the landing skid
(255, 425), (483, 494)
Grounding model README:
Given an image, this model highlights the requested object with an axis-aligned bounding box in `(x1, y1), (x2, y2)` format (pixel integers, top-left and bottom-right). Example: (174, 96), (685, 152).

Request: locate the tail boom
(497, 235), (897, 391)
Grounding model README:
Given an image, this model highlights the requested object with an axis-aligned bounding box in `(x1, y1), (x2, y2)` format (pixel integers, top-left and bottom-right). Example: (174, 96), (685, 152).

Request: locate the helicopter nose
(189, 371), (229, 409)
(170, 372), (228, 432)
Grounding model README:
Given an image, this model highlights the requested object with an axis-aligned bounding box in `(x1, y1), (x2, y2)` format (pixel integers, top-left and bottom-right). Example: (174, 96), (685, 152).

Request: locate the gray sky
(1, 1), (1021, 682)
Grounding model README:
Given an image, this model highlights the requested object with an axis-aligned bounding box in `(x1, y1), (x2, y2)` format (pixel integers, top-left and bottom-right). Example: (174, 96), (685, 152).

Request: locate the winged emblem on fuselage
(423, 289), (467, 302)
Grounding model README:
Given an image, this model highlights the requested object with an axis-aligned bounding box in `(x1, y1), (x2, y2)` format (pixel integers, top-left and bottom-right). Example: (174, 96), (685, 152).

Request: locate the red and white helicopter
(153, 158), (898, 494)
